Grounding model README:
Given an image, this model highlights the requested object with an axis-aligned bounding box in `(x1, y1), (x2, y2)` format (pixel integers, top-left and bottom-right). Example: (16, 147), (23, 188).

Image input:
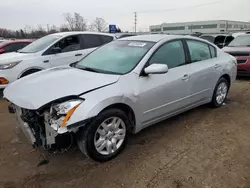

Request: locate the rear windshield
(228, 35), (250, 47)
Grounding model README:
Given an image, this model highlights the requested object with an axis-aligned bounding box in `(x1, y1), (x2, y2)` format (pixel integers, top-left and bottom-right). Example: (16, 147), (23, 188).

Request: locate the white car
(0, 32), (115, 89)
(5, 35), (236, 162)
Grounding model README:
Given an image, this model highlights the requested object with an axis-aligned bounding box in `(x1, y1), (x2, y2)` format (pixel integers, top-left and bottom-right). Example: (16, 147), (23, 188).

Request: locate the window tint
(19, 42), (30, 49)
(187, 40), (211, 62)
(3, 43), (27, 52)
(209, 45), (216, 58)
(54, 35), (80, 53)
(100, 35), (113, 44)
(149, 40), (186, 69)
(200, 36), (215, 43)
(82, 34), (102, 49)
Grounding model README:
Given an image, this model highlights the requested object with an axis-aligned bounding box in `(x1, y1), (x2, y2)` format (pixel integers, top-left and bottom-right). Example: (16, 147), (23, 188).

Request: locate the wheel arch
(99, 103), (136, 132)
(220, 74), (231, 89)
(18, 67), (44, 78)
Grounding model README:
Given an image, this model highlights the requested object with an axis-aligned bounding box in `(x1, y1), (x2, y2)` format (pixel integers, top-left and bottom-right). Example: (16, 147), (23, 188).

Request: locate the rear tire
(210, 77), (229, 108)
(77, 108), (129, 162)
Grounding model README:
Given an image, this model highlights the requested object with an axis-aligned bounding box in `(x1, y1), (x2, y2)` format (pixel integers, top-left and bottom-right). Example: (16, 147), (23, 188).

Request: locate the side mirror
(144, 64), (169, 75)
(0, 49), (5, 54)
(70, 61), (79, 67)
(51, 47), (62, 54)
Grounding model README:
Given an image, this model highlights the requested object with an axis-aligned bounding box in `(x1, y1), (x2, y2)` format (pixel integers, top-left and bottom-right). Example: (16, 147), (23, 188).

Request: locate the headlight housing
(53, 99), (83, 127)
(0, 61), (21, 70)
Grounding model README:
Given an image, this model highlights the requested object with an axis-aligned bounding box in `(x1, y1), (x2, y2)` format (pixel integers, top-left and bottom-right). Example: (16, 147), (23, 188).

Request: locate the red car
(223, 34), (250, 76)
(0, 40), (32, 54)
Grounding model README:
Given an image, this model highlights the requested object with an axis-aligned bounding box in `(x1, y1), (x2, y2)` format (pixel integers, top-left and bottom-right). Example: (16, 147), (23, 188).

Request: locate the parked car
(223, 34), (250, 76)
(200, 34), (234, 48)
(0, 40), (32, 54)
(0, 32), (115, 89)
(0, 40), (7, 43)
(5, 35), (237, 162)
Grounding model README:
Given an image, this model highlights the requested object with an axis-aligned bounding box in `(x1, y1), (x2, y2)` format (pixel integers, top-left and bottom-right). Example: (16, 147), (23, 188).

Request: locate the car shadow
(0, 89), (3, 99)
(44, 104), (211, 164)
(237, 76), (250, 81)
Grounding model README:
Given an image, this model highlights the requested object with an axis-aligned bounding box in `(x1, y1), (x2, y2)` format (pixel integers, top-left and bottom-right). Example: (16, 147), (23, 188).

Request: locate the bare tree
(74, 13), (87, 31)
(64, 12), (87, 31)
(64, 13), (75, 30)
(60, 24), (70, 32)
(90, 17), (108, 32)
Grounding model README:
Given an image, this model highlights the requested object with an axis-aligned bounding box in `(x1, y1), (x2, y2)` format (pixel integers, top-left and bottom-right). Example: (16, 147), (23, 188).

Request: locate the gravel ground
(1, 80), (250, 188)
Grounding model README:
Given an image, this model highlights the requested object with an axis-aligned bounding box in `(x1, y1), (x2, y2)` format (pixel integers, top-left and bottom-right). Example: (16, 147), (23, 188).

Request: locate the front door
(138, 40), (192, 127)
(43, 35), (85, 68)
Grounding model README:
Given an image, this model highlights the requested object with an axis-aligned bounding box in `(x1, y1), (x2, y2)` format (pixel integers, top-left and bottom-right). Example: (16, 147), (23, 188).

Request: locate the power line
(137, 0), (225, 14)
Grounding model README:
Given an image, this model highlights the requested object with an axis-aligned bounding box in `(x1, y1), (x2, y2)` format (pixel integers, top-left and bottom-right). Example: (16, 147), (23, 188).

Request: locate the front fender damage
(8, 100), (95, 153)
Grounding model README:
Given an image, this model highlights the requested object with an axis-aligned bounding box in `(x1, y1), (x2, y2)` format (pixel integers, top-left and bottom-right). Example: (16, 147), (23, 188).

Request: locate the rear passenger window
(82, 34), (102, 49)
(187, 40), (211, 62)
(149, 40), (186, 69)
(100, 36), (113, 44)
(209, 45), (216, 58)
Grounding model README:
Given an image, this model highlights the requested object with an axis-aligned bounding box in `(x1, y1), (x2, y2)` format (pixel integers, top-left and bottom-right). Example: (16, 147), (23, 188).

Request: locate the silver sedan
(5, 35), (237, 162)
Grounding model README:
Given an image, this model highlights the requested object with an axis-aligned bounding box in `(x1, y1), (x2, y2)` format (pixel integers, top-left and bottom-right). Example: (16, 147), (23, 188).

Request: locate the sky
(0, 0), (250, 32)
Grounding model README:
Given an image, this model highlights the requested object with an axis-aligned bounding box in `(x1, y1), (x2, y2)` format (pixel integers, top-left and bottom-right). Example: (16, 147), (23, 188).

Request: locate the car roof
(0, 40), (32, 47)
(200, 34), (232, 37)
(50, 31), (115, 37)
(118, 34), (203, 42)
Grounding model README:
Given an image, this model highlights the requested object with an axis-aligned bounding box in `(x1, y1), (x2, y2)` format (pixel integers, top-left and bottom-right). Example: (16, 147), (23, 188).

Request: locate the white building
(150, 20), (250, 35)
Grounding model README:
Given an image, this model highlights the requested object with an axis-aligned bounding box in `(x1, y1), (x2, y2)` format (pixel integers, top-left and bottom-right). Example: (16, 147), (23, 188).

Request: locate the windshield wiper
(76, 66), (100, 73)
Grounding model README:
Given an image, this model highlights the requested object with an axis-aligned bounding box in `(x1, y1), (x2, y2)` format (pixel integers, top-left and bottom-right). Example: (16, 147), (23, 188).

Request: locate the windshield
(76, 40), (155, 74)
(228, 35), (250, 47)
(19, 35), (61, 53)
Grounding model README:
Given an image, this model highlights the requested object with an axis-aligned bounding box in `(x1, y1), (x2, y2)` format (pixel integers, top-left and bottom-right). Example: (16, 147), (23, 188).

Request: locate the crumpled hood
(4, 66), (120, 109)
(0, 52), (35, 64)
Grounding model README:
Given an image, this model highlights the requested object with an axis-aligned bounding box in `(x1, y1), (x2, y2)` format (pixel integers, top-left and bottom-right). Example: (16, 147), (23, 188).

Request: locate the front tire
(210, 77), (229, 108)
(77, 108), (129, 162)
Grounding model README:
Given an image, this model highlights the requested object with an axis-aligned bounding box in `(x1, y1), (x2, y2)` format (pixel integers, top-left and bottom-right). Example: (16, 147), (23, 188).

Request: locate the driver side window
(149, 40), (186, 69)
(48, 35), (80, 54)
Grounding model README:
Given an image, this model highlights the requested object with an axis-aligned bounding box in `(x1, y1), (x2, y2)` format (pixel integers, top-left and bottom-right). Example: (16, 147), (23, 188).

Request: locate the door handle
(214, 64), (220, 69)
(182, 74), (190, 81)
(75, 53), (82, 56)
(43, 60), (49, 63)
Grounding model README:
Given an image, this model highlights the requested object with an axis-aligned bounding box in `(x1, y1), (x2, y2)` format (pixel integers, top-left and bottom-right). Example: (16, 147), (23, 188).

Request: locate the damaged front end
(8, 99), (86, 152)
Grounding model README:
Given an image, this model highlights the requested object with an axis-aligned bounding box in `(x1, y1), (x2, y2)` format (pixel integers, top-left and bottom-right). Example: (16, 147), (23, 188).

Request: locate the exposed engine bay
(8, 101), (85, 153)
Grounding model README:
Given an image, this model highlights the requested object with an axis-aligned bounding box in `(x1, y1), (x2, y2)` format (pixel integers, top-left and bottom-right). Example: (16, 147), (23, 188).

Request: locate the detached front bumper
(8, 103), (91, 151)
(9, 104), (61, 149)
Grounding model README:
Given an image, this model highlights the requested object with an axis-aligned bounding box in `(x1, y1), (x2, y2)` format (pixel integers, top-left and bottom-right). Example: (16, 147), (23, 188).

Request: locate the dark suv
(223, 34), (250, 76)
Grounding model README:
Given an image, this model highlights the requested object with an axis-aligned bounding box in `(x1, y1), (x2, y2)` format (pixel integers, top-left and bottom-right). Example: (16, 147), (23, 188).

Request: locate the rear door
(184, 39), (221, 104)
(80, 34), (113, 56)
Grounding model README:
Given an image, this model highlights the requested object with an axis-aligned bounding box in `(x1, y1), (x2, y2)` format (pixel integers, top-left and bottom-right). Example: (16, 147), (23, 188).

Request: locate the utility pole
(134, 12), (137, 34)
